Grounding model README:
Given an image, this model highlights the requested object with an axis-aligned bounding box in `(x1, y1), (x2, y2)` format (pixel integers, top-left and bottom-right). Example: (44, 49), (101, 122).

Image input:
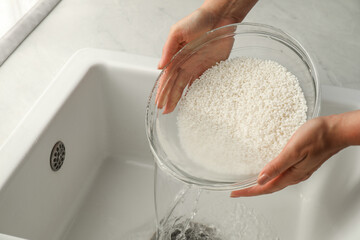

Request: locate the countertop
(0, 0), (359, 148)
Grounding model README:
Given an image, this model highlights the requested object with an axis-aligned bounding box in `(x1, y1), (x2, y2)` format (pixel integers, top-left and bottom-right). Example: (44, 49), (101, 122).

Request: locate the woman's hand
(158, 0), (258, 69)
(231, 111), (360, 197)
(156, 0), (258, 113)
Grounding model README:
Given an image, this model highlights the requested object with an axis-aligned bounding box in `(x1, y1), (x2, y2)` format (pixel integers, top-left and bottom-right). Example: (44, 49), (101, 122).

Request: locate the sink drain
(50, 141), (65, 171)
(151, 222), (221, 240)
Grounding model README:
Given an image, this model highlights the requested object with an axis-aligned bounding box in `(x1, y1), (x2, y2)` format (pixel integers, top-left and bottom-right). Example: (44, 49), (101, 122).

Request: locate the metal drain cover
(151, 222), (221, 240)
(50, 141), (65, 171)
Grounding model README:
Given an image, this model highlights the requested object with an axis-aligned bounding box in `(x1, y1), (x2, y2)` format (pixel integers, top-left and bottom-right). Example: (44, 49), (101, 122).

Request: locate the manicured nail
(155, 93), (161, 108)
(159, 94), (168, 110)
(257, 174), (270, 185)
(158, 60), (163, 69)
(163, 105), (171, 114)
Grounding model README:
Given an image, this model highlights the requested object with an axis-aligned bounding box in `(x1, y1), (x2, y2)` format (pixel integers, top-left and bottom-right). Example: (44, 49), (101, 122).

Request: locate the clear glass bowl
(146, 22), (320, 191)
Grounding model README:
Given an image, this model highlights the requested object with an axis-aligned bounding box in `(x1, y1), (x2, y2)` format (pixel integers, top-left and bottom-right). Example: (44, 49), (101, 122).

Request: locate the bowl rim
(146, 22), (321, 191)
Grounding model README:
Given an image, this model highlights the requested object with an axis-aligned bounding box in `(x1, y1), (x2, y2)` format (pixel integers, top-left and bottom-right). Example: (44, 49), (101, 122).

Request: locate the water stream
(122, 165), (279, 240)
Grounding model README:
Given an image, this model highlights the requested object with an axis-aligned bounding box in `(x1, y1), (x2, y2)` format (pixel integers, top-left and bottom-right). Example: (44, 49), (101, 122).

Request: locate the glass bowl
(146, 22), (320, 191)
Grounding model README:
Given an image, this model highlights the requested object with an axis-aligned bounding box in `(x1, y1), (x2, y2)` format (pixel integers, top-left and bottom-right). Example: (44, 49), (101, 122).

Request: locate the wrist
(200, 0), (258, 23)
(336, 110), (360, 147)
(323, 114), (347, 150)
(325, 110), (360, 149)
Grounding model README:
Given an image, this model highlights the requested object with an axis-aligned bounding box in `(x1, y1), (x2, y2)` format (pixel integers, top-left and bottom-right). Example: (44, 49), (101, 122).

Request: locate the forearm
(327, 110), (360, 149)
(200, 0), (258, 23)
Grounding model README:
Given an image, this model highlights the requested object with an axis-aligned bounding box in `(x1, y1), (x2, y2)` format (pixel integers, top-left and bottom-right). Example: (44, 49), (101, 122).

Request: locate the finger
(163, 69), (193, 114)
(231, 166), (305, 197)
(162, 50), (212, 114)
(155, 68), (170, 106)
(230, 184), (277, 198)
(257, 142), (305, 185)
(160, 48), (206, 113)
(156, 38), (197, 109)
(156, 70), (179, 109)
(158, 28), (184, 69)
(155, 71), (165, 106)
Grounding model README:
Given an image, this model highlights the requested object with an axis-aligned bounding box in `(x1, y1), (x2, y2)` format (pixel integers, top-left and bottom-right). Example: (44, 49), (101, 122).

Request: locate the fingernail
(158, 99), (165, 110)
(163, 105), (171, 114)
(257, 174), (270, 185)
(156, 101), (161, 109)
(159, 94), (168, 110)
(158, 60), (163, 69)
(155, 94), (161, 107)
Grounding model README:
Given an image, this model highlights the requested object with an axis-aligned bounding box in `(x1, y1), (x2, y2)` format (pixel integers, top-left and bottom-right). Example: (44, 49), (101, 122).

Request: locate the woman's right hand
(231, 110), (360, 197)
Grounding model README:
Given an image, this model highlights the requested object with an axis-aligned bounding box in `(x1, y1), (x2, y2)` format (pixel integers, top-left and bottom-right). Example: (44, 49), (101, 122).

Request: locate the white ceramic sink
(0, 49), (359, 240)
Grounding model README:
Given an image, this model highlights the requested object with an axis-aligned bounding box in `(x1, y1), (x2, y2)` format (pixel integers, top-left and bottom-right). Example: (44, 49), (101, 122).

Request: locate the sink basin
(0, 49), (359, 240)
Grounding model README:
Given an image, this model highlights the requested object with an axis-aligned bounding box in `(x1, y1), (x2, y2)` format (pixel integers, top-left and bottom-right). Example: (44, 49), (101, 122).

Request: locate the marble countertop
(0, 0), (359, 147)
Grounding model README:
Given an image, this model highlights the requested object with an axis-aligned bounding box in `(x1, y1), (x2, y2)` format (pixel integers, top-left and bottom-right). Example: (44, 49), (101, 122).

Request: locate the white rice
(177, 57), (307, 176)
